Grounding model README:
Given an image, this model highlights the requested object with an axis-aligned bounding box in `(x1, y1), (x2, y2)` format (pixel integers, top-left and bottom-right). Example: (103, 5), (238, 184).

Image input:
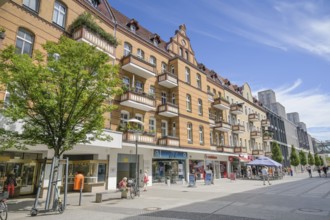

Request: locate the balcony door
(161, 92), (167, 104)
(161, 121), (168, 137)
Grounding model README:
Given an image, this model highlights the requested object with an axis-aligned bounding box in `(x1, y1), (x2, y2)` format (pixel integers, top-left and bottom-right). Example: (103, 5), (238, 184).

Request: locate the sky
(110, 0), (330, 141)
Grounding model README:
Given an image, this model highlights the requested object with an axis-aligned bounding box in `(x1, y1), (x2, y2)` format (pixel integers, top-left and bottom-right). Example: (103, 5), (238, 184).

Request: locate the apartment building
(0, 0), (272, 196)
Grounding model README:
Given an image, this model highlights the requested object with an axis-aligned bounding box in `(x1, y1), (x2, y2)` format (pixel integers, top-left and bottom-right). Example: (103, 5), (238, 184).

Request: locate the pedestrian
(143, 170), (149, 191)
(261, 166), (271, 185)
(322, 166), (327, 178)
(247, 166), (252, 179)
(252, 166), (256, 179)
(118, 177), (128, 191)
(5, 172), (17, 198)
(306, 166), (312, 178)
(317, 166), (321, 177)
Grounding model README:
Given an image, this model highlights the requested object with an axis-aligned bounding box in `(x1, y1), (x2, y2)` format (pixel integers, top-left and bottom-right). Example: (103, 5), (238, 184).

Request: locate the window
(149, 56), (156, 66)
(149, 86), (155, 97)
(135, 114), (143, 130)
(199, 126), (204, 144)
(196, 73), (202, 89)
(53, 1), (66, 27)
(218, 92), (221, 98)
(161, 62), (167, 73)
(220, 134), (224, 145)
(170, 65), (175, 74)
(210, 132), (213, 145)
(216, 133), (220, 146)
(161, 92), (167, 104)
(185, 67), (191, 84)
(15, 28), (34, 56)
(179, 47), (183, 56)
(120, 111), (130, 128)
(161, 121), (168, 137)
(198, 99), (203, 115)
(23, 0), (39, 12)
(124, 42), (132, 56)
(130, 25), (136, 33)
(135, 81), (143, 93)
(172, 122), (176, 137)
(171, 93), (176, 105)
(187, 123), (192, 143)
(185, 51), (189, 60)
(137, 49), (145, 60)
(149, 118), (155, 133)
(123, 76), (130, 89)
(153, 39), (159, 47)
(186, 94), (192, 111)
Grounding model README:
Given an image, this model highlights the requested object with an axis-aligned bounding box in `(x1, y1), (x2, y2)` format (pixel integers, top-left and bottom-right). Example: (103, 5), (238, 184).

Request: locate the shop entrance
(152, 159), (185, 183)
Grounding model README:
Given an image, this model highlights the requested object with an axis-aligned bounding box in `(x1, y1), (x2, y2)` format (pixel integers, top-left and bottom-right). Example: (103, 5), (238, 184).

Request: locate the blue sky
(110, 0), (330, 141)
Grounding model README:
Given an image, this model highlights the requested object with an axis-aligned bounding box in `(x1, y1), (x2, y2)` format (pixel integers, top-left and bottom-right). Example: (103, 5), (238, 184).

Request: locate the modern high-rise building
(287, 112), (300, 125)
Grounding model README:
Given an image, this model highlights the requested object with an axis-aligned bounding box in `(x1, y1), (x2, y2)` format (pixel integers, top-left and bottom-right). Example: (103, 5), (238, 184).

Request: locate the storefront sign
(154, 150), (187, 159)
(205, 172), (212, 185)
(188, 174), (196, 187)
(205, 155), (217, 159)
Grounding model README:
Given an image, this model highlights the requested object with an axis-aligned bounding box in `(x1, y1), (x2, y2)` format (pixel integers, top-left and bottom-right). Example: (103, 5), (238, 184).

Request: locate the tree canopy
(0, 36), (121, 157)
(319, 156), (324, 166)
(299, 150), (307, 166)
(308, 151), (314, 165)
(289, 145), (300, 167)
(314, 153), (320, 166)
(271, 142), (283, 163)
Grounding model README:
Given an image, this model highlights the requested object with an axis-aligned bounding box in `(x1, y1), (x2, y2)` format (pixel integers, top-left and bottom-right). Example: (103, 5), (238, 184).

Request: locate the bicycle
(128, 179), (140, 199)
(0, 191), (8, 220)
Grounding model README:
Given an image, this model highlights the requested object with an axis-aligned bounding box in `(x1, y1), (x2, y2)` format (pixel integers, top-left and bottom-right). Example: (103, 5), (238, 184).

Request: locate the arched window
(124, 42), (132, 56)
(161, 62), (167, 73)
(23, 0), (40, 12)
(199, 126), (204, 144)
(137, 48), (145, 59)
(198, 99), (203, 115)
(149, 56), (156, 66)
(187, 123), (192, 143)
(186, 94), (192, 111)
(15, 28), (34, 56)
(196, 73), (202, 89)
(185, 67), (191, 84)
(179, 47), (183, 56)
(53, 1), (67, 27)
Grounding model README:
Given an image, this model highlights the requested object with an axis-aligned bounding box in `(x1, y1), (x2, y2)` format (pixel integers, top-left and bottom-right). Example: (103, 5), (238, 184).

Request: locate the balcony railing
(158, 103), (178, 117)
(216, 145), (234, 153)
(250, 131), (262, 138)
(158, 136), (179, 147)
(212, 97), (230, 110)
(121, 54), (156, 79)
(122, 131), (156, 144)
(252, 149), (264, 156)
(263, 135), (273, 141)
(265, 151), (272, 157)
(232, 124), (245, 133)
(234, 147), (247, 153)
(120, 91), (156, 111)
(230, 104), (243, 114)
(158, 71), (178, 88)
(248, 113), (260, 122)
(261, 119), (270, 127)
(73, 26), (115, 59)
(214, 120), (231, 132)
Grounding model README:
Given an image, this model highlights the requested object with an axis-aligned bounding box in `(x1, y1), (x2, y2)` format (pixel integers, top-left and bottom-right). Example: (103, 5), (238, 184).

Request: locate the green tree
(290, 145), (300, 167)
(319, 156), (324, 166)
(0, 36), (121, 157)
(271, 142), (283, 163)
(308, 151), (314, 165)
(299, 151), (307, 166)
(314, 153), (320, 166)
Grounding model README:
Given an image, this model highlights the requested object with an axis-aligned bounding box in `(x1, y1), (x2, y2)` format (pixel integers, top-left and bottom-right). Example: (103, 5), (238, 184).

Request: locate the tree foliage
(314, 153), (320, 166)
(271, 142), (283, 163)
(319, 156), (324, 166)
(308, 151), (314, 165)
(0, 36), (122, 156)
(299, 150), (307, 166)
(289, 145), (300, 167)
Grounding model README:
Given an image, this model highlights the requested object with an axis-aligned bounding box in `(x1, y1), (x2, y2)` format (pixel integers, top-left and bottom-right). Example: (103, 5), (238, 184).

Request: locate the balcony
(232, 124), (245, 133)
(214, 120), (231, 132)
(120, 91), (156, 111)
(216, 145), (234, 153)
(248, 113), (260, 122)
(265, 151), (272, 157)
(158, 103), (179, 117)
(72, 26), (115, 59)
(261, 119), (270, 127)
(250, 131), (262, 138)
(263, 135), (273, 142)
(121, 54), (156, 79)
(207, 92), (214, 102)
(252, 149), (264, 156)
(158, 71), (178, 88)
(230, 104), (243, 114)
(234, 147), (247, 153)
(212, 97), (230, 110)
(158, 136), (179, 147)
(122, 131), (156, 145)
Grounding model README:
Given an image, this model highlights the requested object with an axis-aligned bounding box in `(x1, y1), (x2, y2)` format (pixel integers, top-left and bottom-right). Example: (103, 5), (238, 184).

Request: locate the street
(7, 172), (330, 220)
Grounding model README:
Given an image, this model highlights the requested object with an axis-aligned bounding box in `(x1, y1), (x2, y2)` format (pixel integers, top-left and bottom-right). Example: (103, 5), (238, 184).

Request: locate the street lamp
(127, 118), (143, 190)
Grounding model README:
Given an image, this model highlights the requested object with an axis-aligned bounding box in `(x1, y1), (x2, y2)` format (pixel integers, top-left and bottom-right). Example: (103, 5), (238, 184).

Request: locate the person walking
(317, 166), (321, 177)
(261, 166), (271, 186)
(306, 166), (312, 178)
(322, 166), (327, 178)
(143, 170), (149, 191)
(5, 172), (17, 198)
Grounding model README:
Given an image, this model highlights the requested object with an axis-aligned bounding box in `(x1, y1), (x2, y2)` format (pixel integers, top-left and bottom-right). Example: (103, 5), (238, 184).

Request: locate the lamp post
(127, 118), (143, 190)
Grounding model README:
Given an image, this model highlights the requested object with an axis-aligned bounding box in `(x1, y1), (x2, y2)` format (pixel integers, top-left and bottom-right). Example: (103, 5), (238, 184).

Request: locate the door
(20, 163), (37, 194)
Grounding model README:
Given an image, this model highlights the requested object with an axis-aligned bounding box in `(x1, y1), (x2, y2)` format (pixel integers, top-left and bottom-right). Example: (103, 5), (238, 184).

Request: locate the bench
(95, 190), (127, 203)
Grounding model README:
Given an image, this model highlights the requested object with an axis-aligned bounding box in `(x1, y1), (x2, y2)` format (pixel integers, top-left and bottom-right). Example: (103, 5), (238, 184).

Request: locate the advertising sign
(205, 172), (212, 185)
(188, 174), (196, 187)
(154, 150), (187, 159)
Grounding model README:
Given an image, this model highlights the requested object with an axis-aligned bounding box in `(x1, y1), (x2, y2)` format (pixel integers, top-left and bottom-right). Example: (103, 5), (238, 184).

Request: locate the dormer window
(127, 19), (139, 33)
(150, 33), (160, 47)
(153, 39), (158, 47)
(88, 0), (100, 8)
(130, 24), (136, 33)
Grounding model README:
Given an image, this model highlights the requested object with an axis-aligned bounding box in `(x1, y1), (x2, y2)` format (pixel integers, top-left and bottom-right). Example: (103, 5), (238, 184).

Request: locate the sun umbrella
(247, 156), (282, 167)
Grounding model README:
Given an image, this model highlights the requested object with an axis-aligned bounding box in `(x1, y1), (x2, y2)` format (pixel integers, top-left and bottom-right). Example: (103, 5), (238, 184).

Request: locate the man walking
(262, 166), (271, 186)
(322, 166), (327, 178)
(306, 166), (312, 178)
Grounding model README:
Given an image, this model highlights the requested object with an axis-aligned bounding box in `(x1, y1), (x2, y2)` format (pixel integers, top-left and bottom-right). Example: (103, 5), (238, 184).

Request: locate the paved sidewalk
(6, 172), (314, 219)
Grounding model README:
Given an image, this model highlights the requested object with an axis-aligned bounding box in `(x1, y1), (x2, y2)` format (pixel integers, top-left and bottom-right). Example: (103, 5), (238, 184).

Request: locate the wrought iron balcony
(121, 54), (156, 79)
(158, 103), (178, 117)
(157, 70), (178, 88)
(120, 91), (156, 111)
(158, 136), (179, 147)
